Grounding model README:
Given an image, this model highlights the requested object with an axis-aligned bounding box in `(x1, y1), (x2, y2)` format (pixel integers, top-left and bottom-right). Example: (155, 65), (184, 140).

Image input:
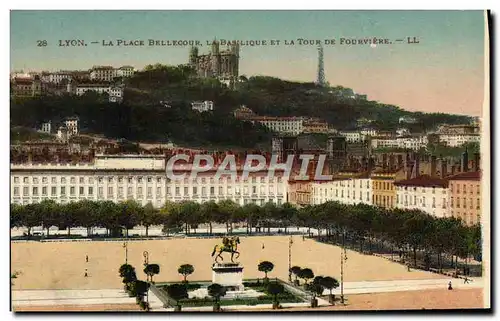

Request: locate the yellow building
(371, 170), (400, 208)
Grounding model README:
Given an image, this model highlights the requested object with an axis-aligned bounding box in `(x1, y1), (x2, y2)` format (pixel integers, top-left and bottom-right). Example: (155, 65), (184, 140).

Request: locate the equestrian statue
(211, 236), (240, 263)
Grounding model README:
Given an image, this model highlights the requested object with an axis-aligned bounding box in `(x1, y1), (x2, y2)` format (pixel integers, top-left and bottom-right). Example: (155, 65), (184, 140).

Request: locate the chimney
(413, 155), (420, 178)
(389, 154), (395, 170)
(382, 154), (388, 169)
(431, 155), (437, 178)
(368, 157), (375, 171)
(451, 165), (456, 175)
(397, 154), (403, 169)
(462, 148), (469, 172)
(474, 152), (480, 171)
(440, 159), (447, 179)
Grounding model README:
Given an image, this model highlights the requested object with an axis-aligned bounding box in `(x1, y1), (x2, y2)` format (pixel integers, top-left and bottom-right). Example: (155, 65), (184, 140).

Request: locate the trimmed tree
(166, 283), (189, 311)
(178, 264), (195, 283)
(208, 283), (227, 311)
(143, 264), (160, 283)
(266, 282), (285, 309)
(298, 268), (314, 285)
(258, 261), (274, 282)
(290, 266), (302, 285)
(320, 276), (340, 304)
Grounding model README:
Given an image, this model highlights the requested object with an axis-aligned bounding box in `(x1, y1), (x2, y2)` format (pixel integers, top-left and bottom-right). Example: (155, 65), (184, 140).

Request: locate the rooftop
(394, 175), (448, 188)
(447, 171), (481, 181)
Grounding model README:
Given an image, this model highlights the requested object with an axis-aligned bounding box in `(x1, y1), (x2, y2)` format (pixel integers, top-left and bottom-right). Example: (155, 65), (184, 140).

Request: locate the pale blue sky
(10, 10), (486, 115)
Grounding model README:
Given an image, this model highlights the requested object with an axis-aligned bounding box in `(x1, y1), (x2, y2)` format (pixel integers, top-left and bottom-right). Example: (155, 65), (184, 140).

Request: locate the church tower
(211, 39), (220, 77)
(189, 46), (199, 66)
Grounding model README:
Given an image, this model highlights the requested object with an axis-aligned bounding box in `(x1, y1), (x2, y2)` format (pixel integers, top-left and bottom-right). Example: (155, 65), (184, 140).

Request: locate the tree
(258, 261), (274, 281)
(119, 264), (137, 285)
(179, 201), (201, 235)
(160, 201), (182, 236)
(19, 204), (41, 237)
(39, 199), (59, 237)
(320, 276), (339, 304)
(140, 202), (159, 237)
(118, 200), (142, 237)
(208, 283), (227, 311)
(217, 200), (239, 234)
(178, 264), (195, 283)
(165, 283), (188, 311)
(200, 201), (219, 235)
(134, 280), (150, 308)
(298, 268), (314, 285)
(290, 266), (302, 284)
(143, 264), (160, 283)
(266, 282), (284, 309)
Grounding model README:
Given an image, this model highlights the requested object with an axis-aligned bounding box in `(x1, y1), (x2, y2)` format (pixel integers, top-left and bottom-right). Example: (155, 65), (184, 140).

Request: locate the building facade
(448, 171), (481, 226)
(191, 101), (214, 112)
(10, 155), (288, 208)
(437, 133), (480, 147)
(371, 171), (398, 208)
(252, 116), (305, 136)
(394, 175), (449, 218)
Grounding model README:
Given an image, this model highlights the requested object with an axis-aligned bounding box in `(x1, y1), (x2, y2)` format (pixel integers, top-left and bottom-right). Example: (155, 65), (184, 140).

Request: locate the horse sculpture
(211, 236), (240, 263)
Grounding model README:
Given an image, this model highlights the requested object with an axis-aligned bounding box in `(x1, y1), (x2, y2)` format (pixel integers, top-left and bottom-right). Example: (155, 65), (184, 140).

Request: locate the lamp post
(123, 242), (128, 265)
(340, 230), (347, 304)
(143, 251), (150, 310)
(288, 236), (293, 282)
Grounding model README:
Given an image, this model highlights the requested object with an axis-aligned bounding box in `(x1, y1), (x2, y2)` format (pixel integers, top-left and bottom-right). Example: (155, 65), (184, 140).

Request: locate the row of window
(449, 183), (480, 195)
(315, 189), (371, 202)
(13, 186), (163, 198)
(398, 195), (443, 208)
(13, 176), (163, 185)
(12, 176), (283, 185)
(450, 197), (481, 210)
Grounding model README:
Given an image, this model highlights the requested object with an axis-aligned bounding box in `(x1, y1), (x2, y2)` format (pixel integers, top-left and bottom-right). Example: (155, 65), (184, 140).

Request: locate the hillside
(9, 64), (473, 149)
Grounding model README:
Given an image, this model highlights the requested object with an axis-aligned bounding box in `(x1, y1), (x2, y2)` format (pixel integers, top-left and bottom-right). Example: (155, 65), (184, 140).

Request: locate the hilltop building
(188, 41), (240, 89)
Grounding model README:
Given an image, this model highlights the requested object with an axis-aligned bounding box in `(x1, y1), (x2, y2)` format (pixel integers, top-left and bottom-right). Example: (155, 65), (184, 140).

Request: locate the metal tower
(316, 45), (326, 86)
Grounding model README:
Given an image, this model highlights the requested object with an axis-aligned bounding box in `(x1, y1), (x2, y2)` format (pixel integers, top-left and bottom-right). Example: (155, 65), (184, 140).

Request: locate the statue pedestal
(212, 263), (244, 291)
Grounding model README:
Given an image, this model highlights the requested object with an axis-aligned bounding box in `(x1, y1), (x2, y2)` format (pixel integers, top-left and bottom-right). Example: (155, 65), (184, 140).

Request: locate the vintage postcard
(9, 10), (490, 312)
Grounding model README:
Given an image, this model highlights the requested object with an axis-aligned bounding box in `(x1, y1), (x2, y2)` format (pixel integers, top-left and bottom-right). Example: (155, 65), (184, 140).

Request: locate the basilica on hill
(188, 40), (240, 89)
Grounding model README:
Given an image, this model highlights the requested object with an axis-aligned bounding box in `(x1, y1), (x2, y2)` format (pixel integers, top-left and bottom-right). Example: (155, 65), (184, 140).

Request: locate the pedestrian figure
(84, 269), (88, 277)
(86, 255), (88, 263)
(464, 277), (470, 284)
(407, 264), (411, 272)
(262, 243), (265, 249)
(448, 281), (453, 290)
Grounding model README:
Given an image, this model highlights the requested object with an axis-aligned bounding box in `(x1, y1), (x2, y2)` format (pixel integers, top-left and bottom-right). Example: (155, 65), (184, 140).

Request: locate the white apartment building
(370, 137), (399, 149)
(64, 117), (79, 136)
(399, 116), (418, 124)
(75, 84), (124, 103)
(339, 131), (365, 143)
(191, 101), (214, 112)
(252, 117), (305, 136)
(370, 135), (428, 151)
(116, 66), (135, 78)
(43, 72), (72, 84)
(360, 128), (378, 137)
(311, 177), (372, 206)
(167, 171), (287, 206)
(90, 66), (135, 81)
(397, 135), (428, 150)
(10, 155), (288, 208)
(40, 121), (51, 134)
(394, 175), (449, 218)
(437, 133), (480, 147)
(90, 66), (117, 82)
